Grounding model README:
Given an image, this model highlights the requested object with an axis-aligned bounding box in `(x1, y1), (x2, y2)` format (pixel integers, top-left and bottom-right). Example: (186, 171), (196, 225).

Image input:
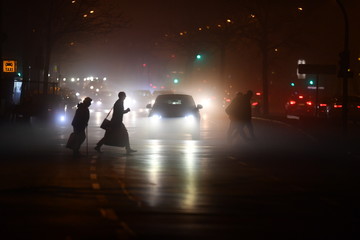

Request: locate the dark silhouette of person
(71, 97), (92, 157)
(95, 91), (137, 154)
(225, 90), (255, 144)
(242, 90), (255, 140)
(226, 92), (246, 143)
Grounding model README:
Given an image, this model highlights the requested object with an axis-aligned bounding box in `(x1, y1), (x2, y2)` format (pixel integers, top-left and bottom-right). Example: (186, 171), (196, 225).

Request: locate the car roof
(156, 93), (192, 98)
(154, 94), (196, 105)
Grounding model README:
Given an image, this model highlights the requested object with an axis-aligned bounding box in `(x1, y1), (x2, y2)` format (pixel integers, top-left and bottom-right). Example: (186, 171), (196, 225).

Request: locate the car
(285, 94), (327, 119)
(145, 94), (203, 139)
(285, 94), (315, 118)
(24, 94), (68, 125)
(326, 96), (360, 123)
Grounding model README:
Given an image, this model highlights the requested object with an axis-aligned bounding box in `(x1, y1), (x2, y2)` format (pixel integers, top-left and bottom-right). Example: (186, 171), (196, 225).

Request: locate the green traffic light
(290, 82), (295, 87)
(309, 80), (314, 85)
(173, 78), (179, 84)
(196, 54), (202, 60)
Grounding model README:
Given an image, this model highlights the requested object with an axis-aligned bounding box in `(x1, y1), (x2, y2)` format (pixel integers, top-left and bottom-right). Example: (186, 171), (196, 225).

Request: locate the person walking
(242, 90), (255, 140)
(225, 92), (247, 143)
(70, 97), (92, 157)
(95, 91), (137, 154)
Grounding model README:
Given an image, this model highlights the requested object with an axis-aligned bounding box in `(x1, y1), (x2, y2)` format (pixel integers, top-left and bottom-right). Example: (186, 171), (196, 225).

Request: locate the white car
(146, 94), (203, 139)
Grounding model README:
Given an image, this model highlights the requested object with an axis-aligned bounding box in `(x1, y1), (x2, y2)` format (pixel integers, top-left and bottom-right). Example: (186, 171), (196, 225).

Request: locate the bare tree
(238, 0), (304, 114)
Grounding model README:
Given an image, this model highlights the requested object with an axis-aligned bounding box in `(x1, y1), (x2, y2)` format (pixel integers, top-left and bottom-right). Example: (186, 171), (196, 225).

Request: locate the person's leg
(94, 137), (104, 152)
(227, 121), (236, 144)
(73, 129), (85, 157)
(236, 121), (248, 141)
(246, 120), (255, 139)
(123, 125), (136, 154)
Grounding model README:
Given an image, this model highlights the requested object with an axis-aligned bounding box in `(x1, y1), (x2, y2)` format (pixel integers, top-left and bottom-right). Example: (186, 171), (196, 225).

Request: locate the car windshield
(155, 95), (196, 107)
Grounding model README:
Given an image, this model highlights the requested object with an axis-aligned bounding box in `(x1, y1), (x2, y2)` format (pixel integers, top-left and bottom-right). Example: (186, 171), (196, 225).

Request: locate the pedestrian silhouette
(242, 90), (255, 140)
(95, 91), (137, 154)
(68, 97), (92, 157)
(225, 90), (255, 144)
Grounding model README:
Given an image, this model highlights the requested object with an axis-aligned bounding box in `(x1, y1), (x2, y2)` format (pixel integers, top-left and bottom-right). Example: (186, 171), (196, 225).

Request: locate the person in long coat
(70, 97), (92, 157)
(225, 92), (247, 143)
(95, 91), (137, 154)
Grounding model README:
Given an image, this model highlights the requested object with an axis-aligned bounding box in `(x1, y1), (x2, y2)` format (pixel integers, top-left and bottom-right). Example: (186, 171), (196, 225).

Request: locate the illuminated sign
(3, 60), (17, 72)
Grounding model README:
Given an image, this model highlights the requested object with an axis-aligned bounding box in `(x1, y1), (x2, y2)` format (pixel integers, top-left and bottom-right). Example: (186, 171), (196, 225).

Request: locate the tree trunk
(42, 1), (54, 95)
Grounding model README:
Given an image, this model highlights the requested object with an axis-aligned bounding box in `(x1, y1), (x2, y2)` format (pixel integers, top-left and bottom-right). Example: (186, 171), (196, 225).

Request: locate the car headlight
(185, 114), (195, 121)
(57, 114), (66, 123)
(150, 114), (162, 119)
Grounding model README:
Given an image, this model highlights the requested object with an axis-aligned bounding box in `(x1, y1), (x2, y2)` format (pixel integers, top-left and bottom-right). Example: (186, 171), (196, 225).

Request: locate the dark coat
(104, 98), (130, 147)
(71, 103), (90, 132)
(110, 99), (127, 128)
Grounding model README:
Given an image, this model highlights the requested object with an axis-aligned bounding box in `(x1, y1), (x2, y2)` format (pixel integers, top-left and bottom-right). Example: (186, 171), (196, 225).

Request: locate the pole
(336, 0), (349, 138)
(315, 75), (319, 117)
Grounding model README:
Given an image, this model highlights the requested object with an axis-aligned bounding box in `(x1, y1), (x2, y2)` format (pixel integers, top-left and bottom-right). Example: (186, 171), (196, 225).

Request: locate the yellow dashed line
(92, 183), (100, 190)
(100, 208), (118, 221)
(120, 221), (137, 237)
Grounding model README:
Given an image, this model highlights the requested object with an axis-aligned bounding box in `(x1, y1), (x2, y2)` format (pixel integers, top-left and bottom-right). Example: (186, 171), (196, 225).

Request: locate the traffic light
(173, 78), (179, 84)
(308, 79), (315, 85)
(290, 82), (295, 87)
(196, 54), (202, 60)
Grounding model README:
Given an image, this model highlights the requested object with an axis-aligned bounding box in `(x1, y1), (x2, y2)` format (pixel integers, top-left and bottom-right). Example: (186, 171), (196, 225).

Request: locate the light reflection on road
(142, 139), (200, 210)
(89, 108), (228, 210)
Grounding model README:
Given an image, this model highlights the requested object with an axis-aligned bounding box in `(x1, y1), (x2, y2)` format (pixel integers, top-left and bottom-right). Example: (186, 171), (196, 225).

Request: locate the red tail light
(289, 100), (296, 105)
(298, 95), (304, 99)
(357, 105), (360, 109)
(252, 102), (259, 106)
(306, 101), (313, 106)
(319, 103), (327, 107)
(334, 104), (342, 108)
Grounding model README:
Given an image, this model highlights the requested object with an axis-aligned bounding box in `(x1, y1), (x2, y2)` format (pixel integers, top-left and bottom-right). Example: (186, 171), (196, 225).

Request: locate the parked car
(285, 94), (313, 118)
(285, 93), (328, 119)
(146, 94), (203, 139)
(24, 94), (68, 125)
(326, 96), (360, 123)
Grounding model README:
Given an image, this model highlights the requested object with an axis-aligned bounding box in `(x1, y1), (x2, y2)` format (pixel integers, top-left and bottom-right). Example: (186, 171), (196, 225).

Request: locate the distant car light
(289, 100), (296, 105)
(306, 101), (313, 106)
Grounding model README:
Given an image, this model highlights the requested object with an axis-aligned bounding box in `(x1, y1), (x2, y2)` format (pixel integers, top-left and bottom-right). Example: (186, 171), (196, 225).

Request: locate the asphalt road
(0, 109), (360, 239)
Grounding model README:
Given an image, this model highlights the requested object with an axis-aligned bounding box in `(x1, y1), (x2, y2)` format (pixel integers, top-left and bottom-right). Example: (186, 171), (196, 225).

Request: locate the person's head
(246, 90), (253, 98)
(118, 91), (126, 100)
(83, 97), (92, 107)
